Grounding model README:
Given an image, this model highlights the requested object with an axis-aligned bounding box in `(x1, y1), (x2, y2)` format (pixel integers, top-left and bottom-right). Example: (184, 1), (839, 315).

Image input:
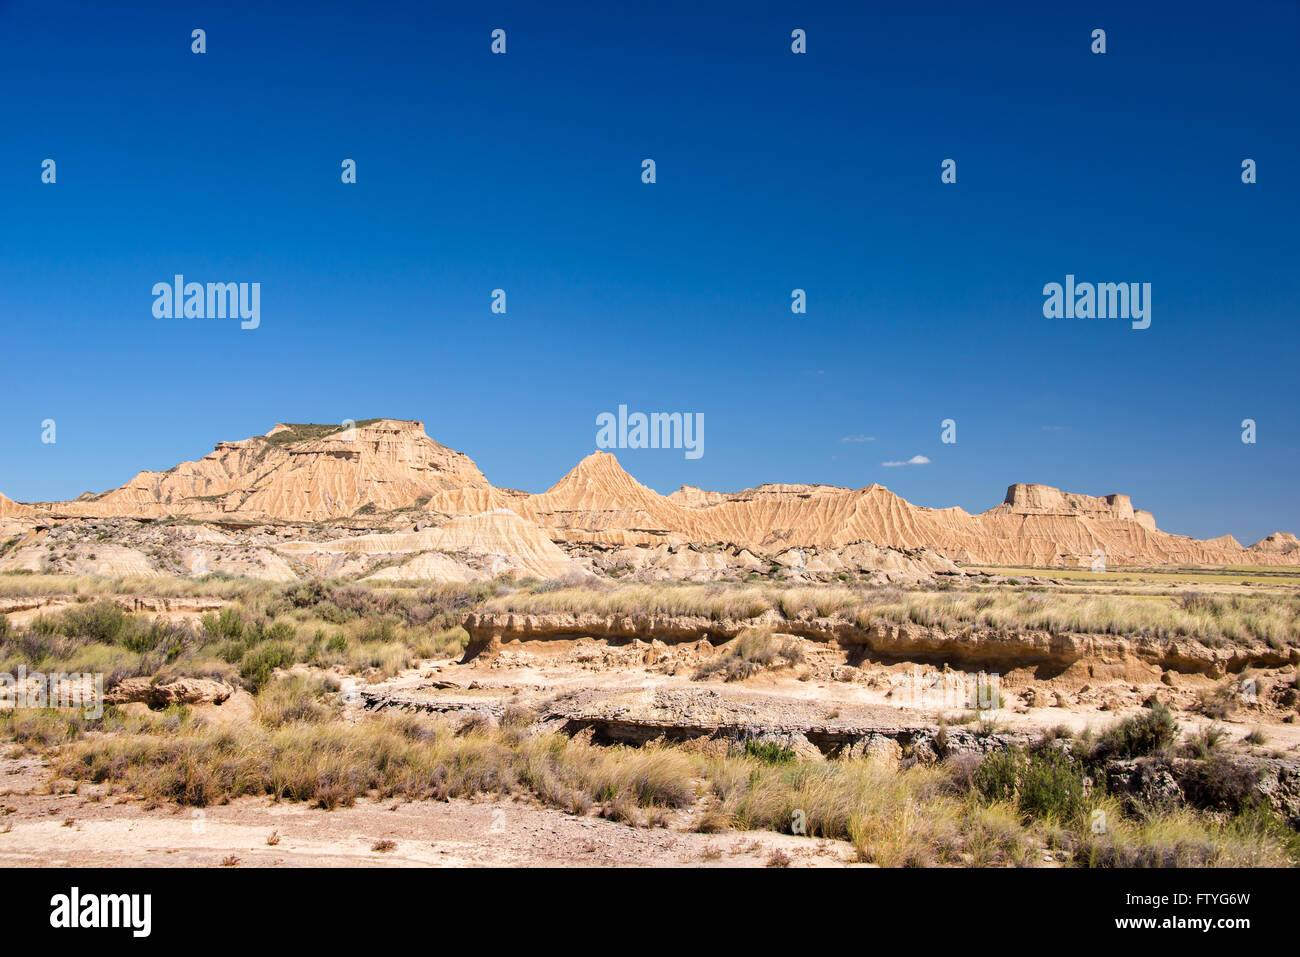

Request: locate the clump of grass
(1196, 683), (1239, 720)
(254, 675), (338, 728)
(695, 629), (803, 682)
(1075, 801), (1294, 867)
(238, 642), (295, 693)
(1183, 723), (1227, 760)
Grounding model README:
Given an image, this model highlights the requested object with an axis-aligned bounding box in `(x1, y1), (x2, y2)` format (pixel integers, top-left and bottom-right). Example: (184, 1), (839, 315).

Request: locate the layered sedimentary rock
(0, 493), (33, 518)
(21, 419), (1300, 570)
(51, 420), (490, 522)
(278, 510), (576, 581)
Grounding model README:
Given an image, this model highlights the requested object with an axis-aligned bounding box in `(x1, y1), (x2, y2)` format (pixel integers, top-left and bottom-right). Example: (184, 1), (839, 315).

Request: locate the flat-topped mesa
(734, 483), (853, 499)
(670, 482), (856, 508)
(50, 419), (492, 522)
(1001, 483), (1138, 520)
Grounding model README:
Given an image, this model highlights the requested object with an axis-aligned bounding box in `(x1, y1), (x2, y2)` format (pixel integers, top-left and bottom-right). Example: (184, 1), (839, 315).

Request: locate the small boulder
(105, 676), (235, 708)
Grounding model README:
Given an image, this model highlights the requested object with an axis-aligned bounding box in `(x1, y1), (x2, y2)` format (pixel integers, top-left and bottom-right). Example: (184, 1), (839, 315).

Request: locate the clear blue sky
(1, 1), (1296, 544)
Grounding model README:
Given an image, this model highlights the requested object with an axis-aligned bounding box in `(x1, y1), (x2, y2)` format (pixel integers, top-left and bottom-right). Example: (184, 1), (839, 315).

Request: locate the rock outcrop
(460, 609), (1299, 676)
(1252, 532), (1300, 555)
(51, 419), (491, 522)
(24, 420), (1300, 570)
(278, 509), (578, 582)
(0, 493), (33, 518)
(104, 677), (236, 707)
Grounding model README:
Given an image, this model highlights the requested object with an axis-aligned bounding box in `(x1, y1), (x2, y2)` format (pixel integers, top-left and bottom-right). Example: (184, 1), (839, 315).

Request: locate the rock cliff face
(49, 420), (491, 522)
(19, 420), (1300, 569)
(1000, 484), (1135, 519)
(0, 493), (33, 518)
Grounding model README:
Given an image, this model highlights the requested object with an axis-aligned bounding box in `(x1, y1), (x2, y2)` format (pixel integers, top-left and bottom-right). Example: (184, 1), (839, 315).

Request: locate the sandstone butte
(3, 418), (1296, 569)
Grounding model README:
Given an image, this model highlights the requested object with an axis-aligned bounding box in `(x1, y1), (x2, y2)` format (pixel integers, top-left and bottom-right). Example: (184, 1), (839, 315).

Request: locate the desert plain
(0, 419), (1297, 867)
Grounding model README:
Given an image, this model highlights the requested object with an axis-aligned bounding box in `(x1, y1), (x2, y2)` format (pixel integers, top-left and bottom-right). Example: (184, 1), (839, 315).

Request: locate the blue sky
(1, 0), (1296, 544)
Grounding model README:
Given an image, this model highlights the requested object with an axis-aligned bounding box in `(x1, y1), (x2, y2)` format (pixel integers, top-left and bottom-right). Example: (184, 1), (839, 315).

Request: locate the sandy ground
(0, 755), (856, 868)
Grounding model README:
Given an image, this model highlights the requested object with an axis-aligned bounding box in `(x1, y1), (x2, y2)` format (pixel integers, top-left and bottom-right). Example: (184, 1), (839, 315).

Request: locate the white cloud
(881, 455), (931, 467)
(840, 434), (875, 443)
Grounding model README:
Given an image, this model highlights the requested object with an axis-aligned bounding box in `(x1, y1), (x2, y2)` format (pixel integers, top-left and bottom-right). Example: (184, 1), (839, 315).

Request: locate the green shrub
(973, 749), (1089, 824)
(202, 608), (246, 643)
(1017, 750), (1088, 823)
(1096, 703), (1179, 759)
(60, 601), (131, 643)
(239, 642), (295, 692)
(744, 740), (797, 764)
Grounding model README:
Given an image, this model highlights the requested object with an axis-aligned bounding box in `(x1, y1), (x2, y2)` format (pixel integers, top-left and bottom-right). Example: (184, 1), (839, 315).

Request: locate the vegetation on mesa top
(259, 420), (387, 448)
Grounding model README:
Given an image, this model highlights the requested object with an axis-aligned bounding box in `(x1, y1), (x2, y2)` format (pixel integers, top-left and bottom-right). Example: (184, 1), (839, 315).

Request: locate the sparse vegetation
(2, 572), (1297, 869)
(0, 683), (1286, 868)
(1093, 703), (1179, 760)
(478, 581), (1300, 648)
(696, 629), (804, 682)
(0, 583), (477, 692)
(1184, 723), (1228, 760)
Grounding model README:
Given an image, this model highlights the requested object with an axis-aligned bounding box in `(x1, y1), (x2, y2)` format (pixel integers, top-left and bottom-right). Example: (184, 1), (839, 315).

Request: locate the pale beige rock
(105, 677), (235, 707)
(53, 420), (491, 522)
(0, 493), (33, 518)
(25, 421), (1300, 571)
(289, 510), (576, 582)
(1252, 532), (1300, 554)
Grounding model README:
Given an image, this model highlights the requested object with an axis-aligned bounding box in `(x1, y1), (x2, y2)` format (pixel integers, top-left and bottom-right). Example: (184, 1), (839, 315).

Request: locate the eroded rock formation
(12, 419), (1297, 571)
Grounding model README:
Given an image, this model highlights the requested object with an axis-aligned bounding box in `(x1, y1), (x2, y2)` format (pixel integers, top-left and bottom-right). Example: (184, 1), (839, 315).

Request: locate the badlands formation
(3, 419), (1300, 867)
(1, 418), (1296, 583)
